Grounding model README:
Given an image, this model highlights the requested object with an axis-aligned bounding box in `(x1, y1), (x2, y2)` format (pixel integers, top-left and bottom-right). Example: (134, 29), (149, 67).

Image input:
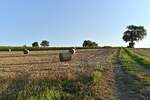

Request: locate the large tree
(40, 40), (50, 47)
(123, 25), (147, 48)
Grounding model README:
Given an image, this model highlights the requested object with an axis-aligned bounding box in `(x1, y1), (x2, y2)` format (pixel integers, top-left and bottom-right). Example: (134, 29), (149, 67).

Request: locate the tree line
(32, 25), (147, 48)
(32, 40), (98, 47)
(32, 40), (50, 47)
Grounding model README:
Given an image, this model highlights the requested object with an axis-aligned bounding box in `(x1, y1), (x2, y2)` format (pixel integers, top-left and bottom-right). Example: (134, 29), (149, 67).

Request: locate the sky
(0, 0), (150, 48)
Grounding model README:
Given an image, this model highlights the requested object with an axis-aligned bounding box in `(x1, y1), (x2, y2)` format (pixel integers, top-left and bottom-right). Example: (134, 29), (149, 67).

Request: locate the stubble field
(0, 48), (150, 100)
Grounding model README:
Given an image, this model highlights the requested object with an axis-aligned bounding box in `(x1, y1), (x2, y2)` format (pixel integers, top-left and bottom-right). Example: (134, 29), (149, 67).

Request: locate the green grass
(120, 48), (150, 81)
(92, 70), (102, 83)
(125, 48), (150, 69)
(119, 48), (150, 99)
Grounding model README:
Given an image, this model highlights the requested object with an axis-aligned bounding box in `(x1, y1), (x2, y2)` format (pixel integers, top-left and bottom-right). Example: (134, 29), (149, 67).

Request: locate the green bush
(83, 40), (98, 47)
(32, 42), (39, 47)
(92, 70), (102, 83)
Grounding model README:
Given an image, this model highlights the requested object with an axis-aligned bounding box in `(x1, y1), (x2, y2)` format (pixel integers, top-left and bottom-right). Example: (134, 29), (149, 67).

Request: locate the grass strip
(125, 48), (150, 69)
(119, 48), (150, 99)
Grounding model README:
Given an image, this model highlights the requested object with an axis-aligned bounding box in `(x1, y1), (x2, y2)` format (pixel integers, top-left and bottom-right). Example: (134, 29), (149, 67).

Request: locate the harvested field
(0, 48), (150, 100)
(0, 49), (113, 79)
(0, 48), (119, 100)
(132, 48), (150, 59)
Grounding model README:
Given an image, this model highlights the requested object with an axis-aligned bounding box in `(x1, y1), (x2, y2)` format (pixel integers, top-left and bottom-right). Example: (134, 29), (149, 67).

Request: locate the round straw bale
(59, 51), (72, 62)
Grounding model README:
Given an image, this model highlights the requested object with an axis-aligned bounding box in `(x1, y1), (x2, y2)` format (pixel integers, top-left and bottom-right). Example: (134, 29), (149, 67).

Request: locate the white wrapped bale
(69, 48), (76, 54)
(9, 49), (11, 52)
(59, 52), (72, 62)
(23, 49), (30, 54)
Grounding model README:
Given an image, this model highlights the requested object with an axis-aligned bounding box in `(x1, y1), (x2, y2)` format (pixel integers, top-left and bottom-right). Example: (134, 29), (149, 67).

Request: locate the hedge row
(0, 46), (118, 51)
(0, 46), (96, 51)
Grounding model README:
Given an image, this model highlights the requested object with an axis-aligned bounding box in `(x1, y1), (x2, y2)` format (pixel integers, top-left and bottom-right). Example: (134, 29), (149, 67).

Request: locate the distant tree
(23, 45), (27, 48)
(32, 42), (39, 47)
(103, 46), (112, 48)
(40, 40), (49, 47)
(83, 40), (98, 47)
(123, 25), (147, 48)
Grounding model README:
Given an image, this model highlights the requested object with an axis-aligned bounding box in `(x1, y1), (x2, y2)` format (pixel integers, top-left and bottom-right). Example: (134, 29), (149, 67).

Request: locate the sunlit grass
(0, 69), (103, 100)
(119, 48), (150, 99)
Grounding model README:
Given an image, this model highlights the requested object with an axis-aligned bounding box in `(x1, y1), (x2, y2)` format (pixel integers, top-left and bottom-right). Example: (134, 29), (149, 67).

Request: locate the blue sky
(0, 0), (150, 47)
